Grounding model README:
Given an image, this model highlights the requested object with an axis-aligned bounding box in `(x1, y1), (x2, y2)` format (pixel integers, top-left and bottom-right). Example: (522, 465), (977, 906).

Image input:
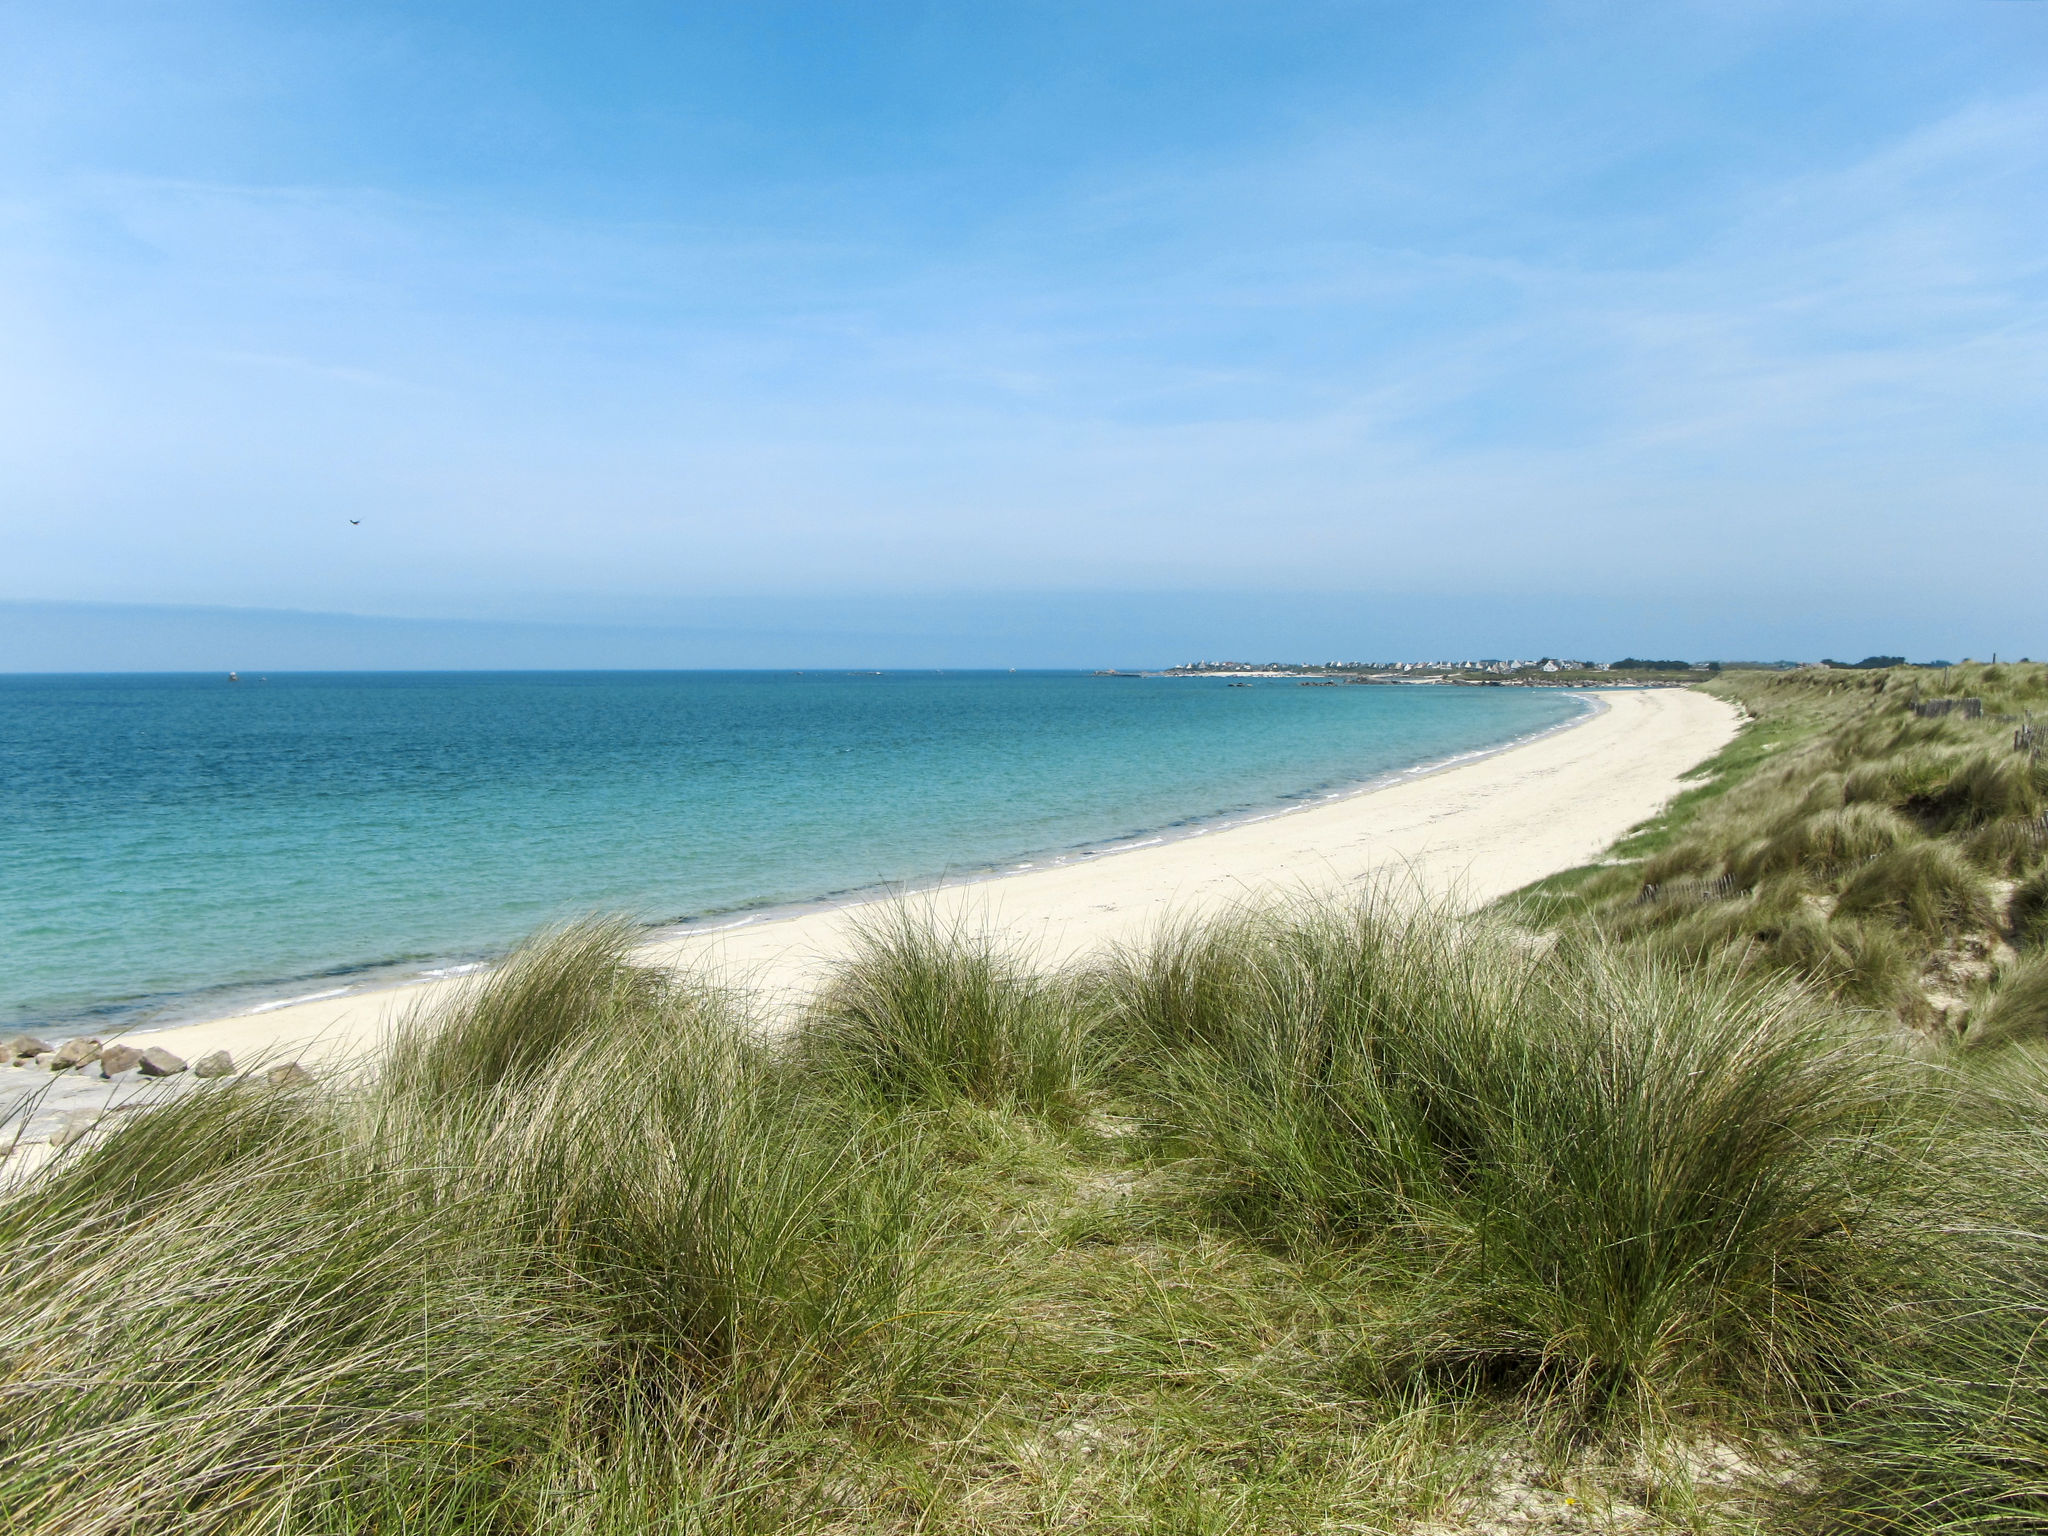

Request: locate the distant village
(1131, 656), (1959, 682)
(1166, 658), (1611, 676)
(1113, 657), (1718, 684)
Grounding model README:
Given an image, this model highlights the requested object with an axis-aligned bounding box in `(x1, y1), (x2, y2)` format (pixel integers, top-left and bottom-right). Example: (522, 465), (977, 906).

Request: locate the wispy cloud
(0, 2), (2043, 633)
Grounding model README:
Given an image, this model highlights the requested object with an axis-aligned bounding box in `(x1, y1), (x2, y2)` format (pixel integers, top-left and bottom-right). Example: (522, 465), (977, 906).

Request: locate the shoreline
(101, 685), (1739, 1069)
(631, 690), (1608, 951)
(21, 687), (1600, 1040)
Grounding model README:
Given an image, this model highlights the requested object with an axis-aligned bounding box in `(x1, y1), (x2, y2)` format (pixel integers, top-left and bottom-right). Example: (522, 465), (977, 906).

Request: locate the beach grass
(795, 901), (1095, 1119)
(0, 925), (989, 1534)
(1503, 662), (2048, 1034)
(8, 892), (2048, 1531)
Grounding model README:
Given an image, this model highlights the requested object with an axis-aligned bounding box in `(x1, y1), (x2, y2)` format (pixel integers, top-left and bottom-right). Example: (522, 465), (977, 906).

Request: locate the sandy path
(109, 686), (1738, 1069)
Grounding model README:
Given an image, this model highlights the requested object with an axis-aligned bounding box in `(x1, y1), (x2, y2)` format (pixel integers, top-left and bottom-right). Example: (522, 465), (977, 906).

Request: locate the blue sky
(3, 1), (2045, 664)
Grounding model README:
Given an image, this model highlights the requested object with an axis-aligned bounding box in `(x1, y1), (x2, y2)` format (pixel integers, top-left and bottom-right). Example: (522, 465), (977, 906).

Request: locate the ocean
(0, 671), (1588, 1030)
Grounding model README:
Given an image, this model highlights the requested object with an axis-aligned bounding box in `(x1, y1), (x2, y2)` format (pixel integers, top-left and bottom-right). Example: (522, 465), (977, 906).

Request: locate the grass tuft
(798, 903), (1091, 1117)
(2010, 865), (2048, 951)
(1968, 955), (2048, 1052)
(1835, 841), (1996, 938)
(1099, 900), (1908, 1419)
(1730, 802), (1918, 886)
(1801, 1112), (2048, 1533)
(383, 916), (662, 1101)
(0, 925), (986, 1533)
(1512, 666), (2048, 1031)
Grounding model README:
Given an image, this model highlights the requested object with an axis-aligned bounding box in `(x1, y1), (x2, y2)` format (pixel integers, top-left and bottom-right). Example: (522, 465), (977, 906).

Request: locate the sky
(3, 1), (2044, 666)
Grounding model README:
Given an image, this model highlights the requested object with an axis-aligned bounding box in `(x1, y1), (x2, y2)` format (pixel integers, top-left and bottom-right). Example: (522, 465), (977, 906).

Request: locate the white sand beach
(113, 686), (1739, 1070)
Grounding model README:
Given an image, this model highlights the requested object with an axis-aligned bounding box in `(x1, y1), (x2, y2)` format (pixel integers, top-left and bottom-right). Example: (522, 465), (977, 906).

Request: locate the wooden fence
(1637, 874), (1740, 906)
(1911, 697), (1984, 719)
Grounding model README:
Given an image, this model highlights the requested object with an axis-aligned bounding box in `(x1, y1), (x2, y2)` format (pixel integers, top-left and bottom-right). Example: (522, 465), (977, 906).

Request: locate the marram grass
(1092, 900), (1914, 1418)
(795, 900), (1093, 1118)
(4, 895), (2048, 1531)
(0, 923), (986, 1535)
(1511, 662), (2048, 1032)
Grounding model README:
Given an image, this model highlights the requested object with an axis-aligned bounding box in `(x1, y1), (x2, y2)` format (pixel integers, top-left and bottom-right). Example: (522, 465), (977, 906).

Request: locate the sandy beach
(100, 685), (1738, 1071)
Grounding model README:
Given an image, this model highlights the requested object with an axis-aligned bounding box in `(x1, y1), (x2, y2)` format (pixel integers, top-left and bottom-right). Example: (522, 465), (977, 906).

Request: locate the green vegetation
(1, 923), (982, 1534)
(1511, 662), (2048, 1038)
(6, 665), (2048, 1531)
(1102, 905), (1906, 1417)
(798, 903), (1090, 1118)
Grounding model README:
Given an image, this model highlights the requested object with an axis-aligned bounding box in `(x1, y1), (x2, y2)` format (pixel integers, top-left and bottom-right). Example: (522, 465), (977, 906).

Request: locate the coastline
(632, 689), (1608, 950)
(24, 684), (1598, 1040)
(107, 685), (1739, 1069)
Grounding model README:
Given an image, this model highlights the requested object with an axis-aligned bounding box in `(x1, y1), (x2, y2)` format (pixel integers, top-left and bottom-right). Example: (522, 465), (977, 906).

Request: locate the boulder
(193, 1049), (235, 1078)
(266, 1062), (314, 1088)
(98, 1044), (144, 1077)
(48, 1110), (101, 1150)
(3, 1034), (53, 1061)
(49, 1038), (102, 1070)
(137, 1047), (188, 1077)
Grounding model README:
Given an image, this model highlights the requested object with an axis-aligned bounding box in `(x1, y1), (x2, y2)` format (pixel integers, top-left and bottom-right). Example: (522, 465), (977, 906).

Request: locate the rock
(49, 1038), (102, 1070)
(98, 1044), (144, 1077)
(3, 1034), (53, 1060)
(48, 1110), (101, 1150)
(265, 1062), (314, 1088)
(193, 1049), (235, 1078)
(137, 1047), (188, 1077)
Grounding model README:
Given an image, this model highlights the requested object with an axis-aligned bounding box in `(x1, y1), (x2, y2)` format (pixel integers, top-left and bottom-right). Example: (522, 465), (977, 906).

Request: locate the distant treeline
(1611, 657), (1709, 671)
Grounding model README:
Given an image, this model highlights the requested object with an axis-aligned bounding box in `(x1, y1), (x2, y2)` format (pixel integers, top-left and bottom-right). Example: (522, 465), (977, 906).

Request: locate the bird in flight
(349, 519), (360, 525)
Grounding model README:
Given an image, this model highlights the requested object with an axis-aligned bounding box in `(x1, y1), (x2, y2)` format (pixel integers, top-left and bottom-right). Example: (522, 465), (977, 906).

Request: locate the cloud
(0, 3), (2043, 621)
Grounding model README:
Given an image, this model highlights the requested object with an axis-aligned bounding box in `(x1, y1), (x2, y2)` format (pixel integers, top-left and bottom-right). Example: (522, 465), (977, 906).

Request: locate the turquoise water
(0, 672), (1587, 1029)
